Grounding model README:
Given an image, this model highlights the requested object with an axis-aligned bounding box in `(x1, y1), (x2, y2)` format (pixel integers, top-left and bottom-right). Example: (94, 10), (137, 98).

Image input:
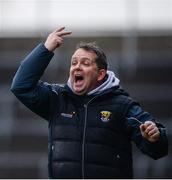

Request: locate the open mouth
(74, 74), (84, 86)
(75, 74), (84, 82)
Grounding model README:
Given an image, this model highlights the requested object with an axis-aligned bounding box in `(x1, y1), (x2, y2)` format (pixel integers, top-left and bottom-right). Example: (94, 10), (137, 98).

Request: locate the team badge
(100, 111), (111, 122)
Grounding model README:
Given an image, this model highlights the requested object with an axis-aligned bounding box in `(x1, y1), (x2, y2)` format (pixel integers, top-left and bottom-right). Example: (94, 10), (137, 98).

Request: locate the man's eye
(83, 61), (91, 66)
(71, 61), (77, 65)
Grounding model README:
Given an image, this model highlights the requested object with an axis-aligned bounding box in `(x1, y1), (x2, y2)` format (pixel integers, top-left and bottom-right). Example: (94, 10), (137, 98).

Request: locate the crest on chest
(100, 111), (112, 122)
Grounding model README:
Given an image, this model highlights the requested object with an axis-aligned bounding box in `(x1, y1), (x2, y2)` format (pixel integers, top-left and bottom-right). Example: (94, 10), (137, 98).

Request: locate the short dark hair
(76, 42), (108, 70)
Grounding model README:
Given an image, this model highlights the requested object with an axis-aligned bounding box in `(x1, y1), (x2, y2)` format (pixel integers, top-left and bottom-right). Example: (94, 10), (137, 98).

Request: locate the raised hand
(44, 27), (72, 52)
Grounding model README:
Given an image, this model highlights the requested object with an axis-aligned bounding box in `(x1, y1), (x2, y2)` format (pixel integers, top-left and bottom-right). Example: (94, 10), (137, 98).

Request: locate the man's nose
(75, 63), (82, 69)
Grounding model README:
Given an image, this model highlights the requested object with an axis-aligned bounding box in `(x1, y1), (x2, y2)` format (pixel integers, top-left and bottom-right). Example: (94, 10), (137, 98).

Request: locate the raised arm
(11, 27), (72, 120)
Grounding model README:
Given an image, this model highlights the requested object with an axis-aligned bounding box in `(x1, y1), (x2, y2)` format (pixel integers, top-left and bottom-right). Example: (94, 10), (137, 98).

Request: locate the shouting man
(11, 27), (168, 179)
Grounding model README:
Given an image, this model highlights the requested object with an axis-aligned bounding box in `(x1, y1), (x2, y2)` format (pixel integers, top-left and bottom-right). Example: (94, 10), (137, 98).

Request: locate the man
(11, 27), (168, 179)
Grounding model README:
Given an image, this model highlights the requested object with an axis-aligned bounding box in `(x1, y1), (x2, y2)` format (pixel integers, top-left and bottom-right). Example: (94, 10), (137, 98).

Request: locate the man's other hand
(140, 121), (160, 142)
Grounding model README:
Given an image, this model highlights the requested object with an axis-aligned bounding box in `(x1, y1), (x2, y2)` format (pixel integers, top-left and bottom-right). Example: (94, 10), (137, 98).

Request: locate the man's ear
(97, 69), (107, 82)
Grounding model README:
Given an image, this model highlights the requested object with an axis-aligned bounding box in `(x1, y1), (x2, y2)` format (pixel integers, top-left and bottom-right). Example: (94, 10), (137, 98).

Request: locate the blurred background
(0, 0), (172, 178)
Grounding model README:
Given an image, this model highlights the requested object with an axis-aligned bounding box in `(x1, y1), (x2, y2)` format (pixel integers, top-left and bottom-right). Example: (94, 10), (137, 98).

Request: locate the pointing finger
(56, 30), (72, 37)
(54, 26), (65, 33)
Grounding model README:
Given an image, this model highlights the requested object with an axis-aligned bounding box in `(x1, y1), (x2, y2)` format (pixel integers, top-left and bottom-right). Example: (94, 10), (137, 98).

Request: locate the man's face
(69, 48), (105, 95)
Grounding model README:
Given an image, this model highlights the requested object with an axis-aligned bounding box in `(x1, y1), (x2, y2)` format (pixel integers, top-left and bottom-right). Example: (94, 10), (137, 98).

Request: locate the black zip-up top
(47, 84), (134, 178)
(11, 44), (168, 179)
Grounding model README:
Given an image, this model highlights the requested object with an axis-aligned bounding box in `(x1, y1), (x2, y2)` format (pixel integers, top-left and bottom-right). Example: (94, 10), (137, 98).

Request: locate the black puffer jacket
(48, 84), (134, 178)
(11, 43), (168, 179)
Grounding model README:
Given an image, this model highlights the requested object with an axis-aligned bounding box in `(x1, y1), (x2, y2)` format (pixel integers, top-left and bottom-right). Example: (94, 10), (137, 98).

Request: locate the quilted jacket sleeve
(126, 104), (168, 160)
(11, 43), (55, 121)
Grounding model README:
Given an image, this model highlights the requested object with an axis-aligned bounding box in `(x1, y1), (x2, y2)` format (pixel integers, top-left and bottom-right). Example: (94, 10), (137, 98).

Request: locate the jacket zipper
(81, 96), (98, 179)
